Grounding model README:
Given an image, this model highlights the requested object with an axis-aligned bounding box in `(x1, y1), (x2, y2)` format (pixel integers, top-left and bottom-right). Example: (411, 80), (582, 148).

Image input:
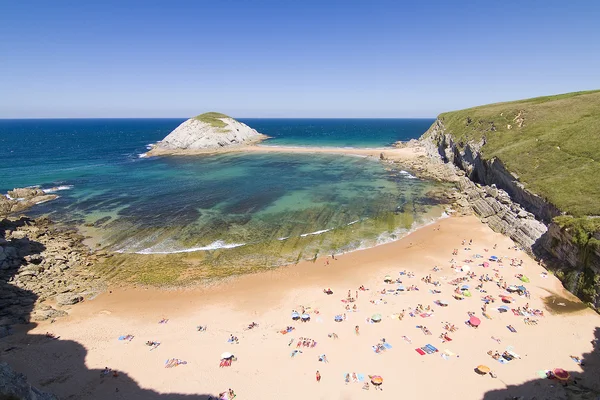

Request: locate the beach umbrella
(461, 284), (470, 290)
(220, 352), (233, 359)
(384, 275), (392, 282)
(501, 296), (513, 303)
(463, 290), (472, 297)
(517, 285), (526, 292)
(469, 316), (481, 327)
(477, 365), (491, 374)
(520, 276), (530, 283)
(507, 285), (518, 292)
(301, 313), (310, 320)
(371, 314), (382, 322)
(370, 375), (383, 385)
(462, 265), (471, 272)
(489, 256), (498, 261)
(291, 312), (300, 320)
(334, 315), (343, 322)
(482, 262), (490, 268)
(553, 368), (570, 381)
(397, 285), (406, 291)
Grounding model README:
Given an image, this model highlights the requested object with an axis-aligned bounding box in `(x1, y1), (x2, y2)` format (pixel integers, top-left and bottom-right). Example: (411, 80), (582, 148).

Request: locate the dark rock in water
(93, 216), (112, 227)
(0, 362), (58, 400)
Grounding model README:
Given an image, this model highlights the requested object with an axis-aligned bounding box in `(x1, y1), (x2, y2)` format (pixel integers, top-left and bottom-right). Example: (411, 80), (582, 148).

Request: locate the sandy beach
(145, 143), (426, 162)
(2, 216), (599, 399)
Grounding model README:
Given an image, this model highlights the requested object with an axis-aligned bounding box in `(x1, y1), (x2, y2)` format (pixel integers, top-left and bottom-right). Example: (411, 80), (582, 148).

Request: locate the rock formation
(1, 217), (106, 334)
(1, 188), (58, 217)
(148, 112), (268, 155)
(0, 362), (58, 400)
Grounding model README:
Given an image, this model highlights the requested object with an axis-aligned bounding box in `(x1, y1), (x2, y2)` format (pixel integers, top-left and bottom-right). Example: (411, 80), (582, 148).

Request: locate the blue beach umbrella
(489, 256), (498, 261)
(301, 313), (310, 321)
(397, 285), (406, 291)
(461, 285), (470, 290)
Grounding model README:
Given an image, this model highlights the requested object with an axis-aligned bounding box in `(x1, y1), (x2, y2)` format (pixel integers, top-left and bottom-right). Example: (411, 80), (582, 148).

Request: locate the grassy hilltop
(435, 90), (600, 217)
(192, 112), (231, 128)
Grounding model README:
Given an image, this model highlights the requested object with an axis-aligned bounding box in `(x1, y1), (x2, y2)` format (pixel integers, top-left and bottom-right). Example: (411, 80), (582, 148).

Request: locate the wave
(399, 170), (418, 179)
(300, 228), (331, 237)
(138, 153), (148, 158)
(129, 240), (246, 255)
(347, 219), (360, 226)
(43, 185), (74, 193)
(145, 143), (154, 150)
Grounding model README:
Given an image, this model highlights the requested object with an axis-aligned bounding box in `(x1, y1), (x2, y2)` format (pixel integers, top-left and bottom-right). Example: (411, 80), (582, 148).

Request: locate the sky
(1, 0), (599, 118)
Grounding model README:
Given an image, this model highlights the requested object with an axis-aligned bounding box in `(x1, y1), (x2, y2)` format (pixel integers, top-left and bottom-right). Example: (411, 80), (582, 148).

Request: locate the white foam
(347, 219), (360, 226)
(145, 144), (154, 150)
(300, 228), (331, 237)
(278, 236), (289, 241)
(43, 185), (73, 193)
(399, 170), (418, 179)
(130, 240), (246, 254)
(138, 153), (148, 158)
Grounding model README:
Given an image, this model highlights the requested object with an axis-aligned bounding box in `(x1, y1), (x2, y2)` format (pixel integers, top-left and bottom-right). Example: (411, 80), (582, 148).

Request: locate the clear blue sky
(1, 0), (599, 118)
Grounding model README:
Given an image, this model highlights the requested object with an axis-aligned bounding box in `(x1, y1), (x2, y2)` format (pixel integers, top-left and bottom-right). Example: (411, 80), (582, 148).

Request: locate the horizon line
(0, 116), (437, 120)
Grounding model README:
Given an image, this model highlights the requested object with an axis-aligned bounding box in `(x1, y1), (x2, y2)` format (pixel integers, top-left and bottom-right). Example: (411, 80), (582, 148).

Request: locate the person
(228, 388), (236, 399)
(316, 370), (321, 383)
(355, 325), (360, 335)
(344, 373), (350, 384)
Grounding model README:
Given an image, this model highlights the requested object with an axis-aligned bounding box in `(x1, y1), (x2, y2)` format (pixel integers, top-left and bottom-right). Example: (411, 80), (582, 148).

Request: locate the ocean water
(0, 118), (442, 264)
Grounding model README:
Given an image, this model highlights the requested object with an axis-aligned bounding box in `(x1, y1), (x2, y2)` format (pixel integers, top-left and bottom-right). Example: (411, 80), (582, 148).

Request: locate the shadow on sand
(0, 218), (216, 399)
(480, 326), (600, 400)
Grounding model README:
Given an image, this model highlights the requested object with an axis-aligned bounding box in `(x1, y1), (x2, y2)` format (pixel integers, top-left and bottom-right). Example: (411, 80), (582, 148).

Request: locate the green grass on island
(193, 112), (231, 128)
(431, 90), (600, 217)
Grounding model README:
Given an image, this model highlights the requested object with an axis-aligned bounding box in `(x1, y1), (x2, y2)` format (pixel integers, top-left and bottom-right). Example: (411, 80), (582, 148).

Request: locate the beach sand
(2, 216), (599, 399)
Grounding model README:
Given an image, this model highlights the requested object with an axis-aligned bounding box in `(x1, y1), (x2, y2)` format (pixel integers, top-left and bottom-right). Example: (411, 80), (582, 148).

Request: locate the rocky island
(145, 112), (268, 156)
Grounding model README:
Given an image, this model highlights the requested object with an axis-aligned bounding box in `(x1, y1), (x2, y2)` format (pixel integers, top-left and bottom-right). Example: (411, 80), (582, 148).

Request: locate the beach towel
(420, 313), (433, 318)
(444, 350), (455, 357)
(507, 325), (517, 333)
(402, 336), (412, 344)
(425, 344), (438, 353)
(423, 346), (433, 354)
(441, 353), (449, 360)
(497, 358), (508, 364)
(483, 313), (492, 320)
(415, 348), (426, 355)
(383, 343), (393, 350)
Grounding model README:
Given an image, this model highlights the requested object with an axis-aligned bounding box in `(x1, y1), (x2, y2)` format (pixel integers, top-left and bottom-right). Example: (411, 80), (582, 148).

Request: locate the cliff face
(0, 362), (58, 400)
(421, 119), (600, 309)
(150, 115), (268, 155)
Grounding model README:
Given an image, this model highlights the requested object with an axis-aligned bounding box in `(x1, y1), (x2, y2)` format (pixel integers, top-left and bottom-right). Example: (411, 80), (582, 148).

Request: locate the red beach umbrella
(469, 316), (481, 327)
(552, 368), (570, 381)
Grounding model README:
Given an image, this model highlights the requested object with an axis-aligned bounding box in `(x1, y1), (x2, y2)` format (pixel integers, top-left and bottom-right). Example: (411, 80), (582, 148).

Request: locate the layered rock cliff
(419, 118), (600, 309)
(148, 112), (268, 155)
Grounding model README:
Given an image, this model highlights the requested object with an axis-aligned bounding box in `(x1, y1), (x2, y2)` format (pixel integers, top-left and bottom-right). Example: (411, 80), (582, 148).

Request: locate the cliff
(415, 91), (600, 309)
(147, 112), (268, 156)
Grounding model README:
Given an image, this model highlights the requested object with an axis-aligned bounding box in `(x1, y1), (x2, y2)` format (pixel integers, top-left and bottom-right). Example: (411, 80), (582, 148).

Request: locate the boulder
(55, 293), (84, 306)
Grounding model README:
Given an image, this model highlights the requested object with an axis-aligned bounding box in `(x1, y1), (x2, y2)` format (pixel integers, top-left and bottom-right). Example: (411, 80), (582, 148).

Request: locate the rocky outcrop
(0, 362), (58, 400)
(1, 188), (58, 218)
(1, 217), (106, 333)
(148, 113), (268, 155)
(419, 118), (600, 309)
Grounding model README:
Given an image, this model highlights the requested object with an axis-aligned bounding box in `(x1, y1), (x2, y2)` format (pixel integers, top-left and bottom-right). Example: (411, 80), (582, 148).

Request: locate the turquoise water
(0, 118), (441, 261)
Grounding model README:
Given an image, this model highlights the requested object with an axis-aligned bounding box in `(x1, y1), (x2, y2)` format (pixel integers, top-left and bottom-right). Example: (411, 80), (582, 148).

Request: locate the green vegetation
(435, 90), (600, 217)
(193, 112), (232, 128)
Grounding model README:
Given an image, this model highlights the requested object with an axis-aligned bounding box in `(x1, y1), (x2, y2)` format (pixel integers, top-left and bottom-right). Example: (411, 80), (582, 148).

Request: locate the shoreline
(3, 215), (599, 399)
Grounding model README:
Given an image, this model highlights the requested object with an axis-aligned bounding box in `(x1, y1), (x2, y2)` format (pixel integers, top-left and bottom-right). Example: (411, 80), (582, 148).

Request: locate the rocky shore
(0, 216), (106, 336)
(0, 188), (58, 216)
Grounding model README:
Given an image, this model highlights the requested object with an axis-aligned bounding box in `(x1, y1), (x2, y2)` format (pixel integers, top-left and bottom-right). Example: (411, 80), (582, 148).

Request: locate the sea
(0, 118), (445, 265)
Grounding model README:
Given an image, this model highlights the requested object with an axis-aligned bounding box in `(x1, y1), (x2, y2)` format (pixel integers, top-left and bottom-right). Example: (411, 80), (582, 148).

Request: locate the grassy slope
(193, 112), (231, 128)
(436, 90), (600, 217)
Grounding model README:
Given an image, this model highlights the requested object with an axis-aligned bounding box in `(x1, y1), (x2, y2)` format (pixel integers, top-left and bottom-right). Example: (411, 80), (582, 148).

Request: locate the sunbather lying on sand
(159, 318), (168, 324)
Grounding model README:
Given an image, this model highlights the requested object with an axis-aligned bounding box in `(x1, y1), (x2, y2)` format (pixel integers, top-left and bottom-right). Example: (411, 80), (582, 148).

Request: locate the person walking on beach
(316, 370), (321, 383)
(355, 325), (360, 335)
